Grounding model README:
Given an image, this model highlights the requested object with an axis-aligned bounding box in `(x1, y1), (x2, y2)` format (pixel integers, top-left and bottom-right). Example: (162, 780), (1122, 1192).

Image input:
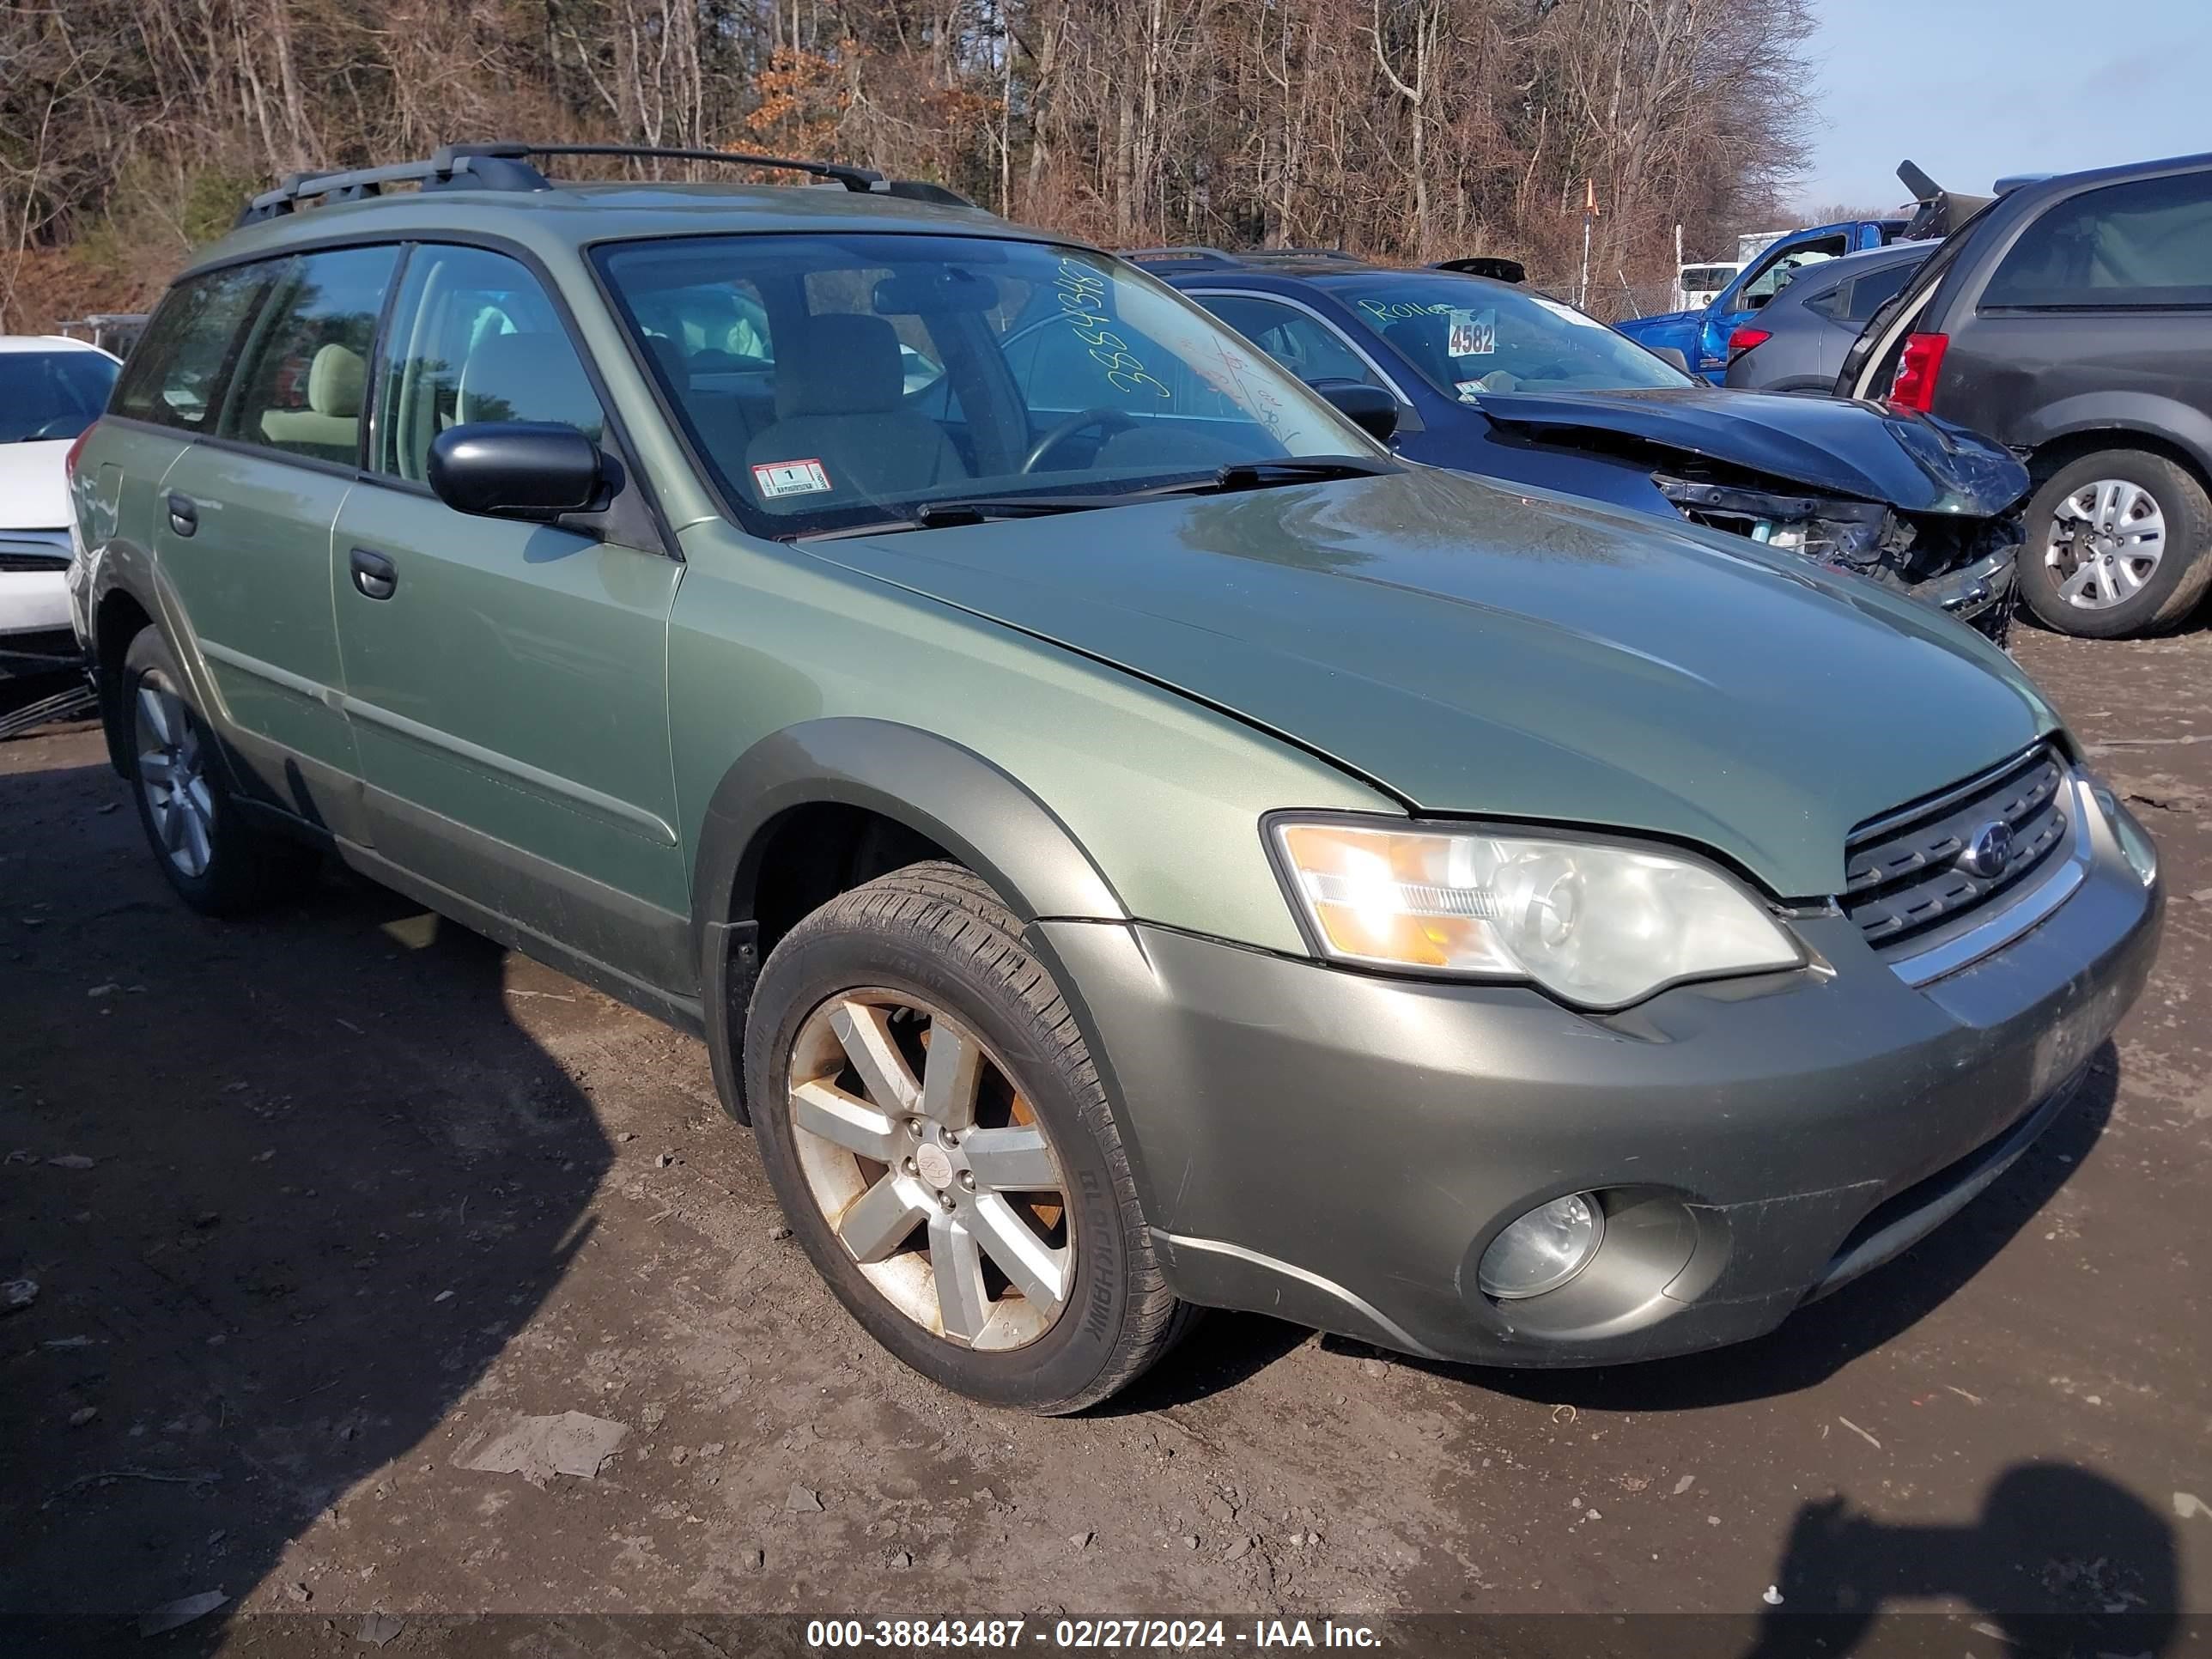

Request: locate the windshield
(0, 349), (118, 444)
(1325, 274), (1692, 397)
(596, 234), (1380, 537)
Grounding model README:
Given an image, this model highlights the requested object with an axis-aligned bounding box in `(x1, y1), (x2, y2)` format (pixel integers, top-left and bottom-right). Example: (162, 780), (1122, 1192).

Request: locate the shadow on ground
(1742, 1462), (2179, 1656)
(0, 748), (608, 1650)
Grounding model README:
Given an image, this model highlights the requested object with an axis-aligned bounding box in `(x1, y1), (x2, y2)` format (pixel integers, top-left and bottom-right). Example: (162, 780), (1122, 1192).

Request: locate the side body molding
(690, 717), (1131, 1120)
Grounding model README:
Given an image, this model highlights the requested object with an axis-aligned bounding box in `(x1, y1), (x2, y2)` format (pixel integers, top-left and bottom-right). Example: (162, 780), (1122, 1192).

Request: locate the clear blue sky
(1801, 0), (2212, 209)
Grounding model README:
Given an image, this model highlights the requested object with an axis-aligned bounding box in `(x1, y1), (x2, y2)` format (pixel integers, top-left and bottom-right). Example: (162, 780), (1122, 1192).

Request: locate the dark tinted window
(1839, 257), (1923, 322)
(111, 265), (270, 433)
(219, 245), (397, 465)
(1984, 170), (2212, 307)
(0, 350), (119, 444)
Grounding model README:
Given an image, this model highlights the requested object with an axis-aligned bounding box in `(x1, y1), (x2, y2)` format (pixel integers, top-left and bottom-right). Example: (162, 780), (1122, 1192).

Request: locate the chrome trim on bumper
(1151, 1230), (1444, 1358)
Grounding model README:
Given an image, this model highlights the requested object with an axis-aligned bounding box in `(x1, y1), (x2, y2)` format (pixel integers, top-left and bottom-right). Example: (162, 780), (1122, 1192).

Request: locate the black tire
(2019, 449), (2212, 638)
(744, 861), (1193, 1413)
(119, 626), (320, 915)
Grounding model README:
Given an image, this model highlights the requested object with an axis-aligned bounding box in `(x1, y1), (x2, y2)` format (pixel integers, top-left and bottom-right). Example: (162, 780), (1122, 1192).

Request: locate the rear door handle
(349, 545), (398, 601)
(166, 493), (198, 537)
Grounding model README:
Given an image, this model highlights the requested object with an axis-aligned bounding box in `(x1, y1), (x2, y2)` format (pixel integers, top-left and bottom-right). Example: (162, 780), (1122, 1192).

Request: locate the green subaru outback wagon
(67, 144), (2162, 1411)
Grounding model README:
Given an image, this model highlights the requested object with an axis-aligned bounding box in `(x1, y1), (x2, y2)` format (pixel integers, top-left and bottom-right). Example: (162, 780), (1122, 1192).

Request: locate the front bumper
(1037, 801), (2160, 1366)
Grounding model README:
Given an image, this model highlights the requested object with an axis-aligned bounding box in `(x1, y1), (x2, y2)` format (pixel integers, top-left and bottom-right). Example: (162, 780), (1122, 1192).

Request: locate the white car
(3, 335), (121, 665)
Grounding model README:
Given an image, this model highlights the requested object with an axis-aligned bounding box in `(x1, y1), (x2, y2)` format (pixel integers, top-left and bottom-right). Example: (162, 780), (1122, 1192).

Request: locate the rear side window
(112, 265), (269, 433)
(372, 244), (605, 484)
(1983, 171), (2212, 308)
(220, 245), (397, 465)
(1811, 258), (1925, 325)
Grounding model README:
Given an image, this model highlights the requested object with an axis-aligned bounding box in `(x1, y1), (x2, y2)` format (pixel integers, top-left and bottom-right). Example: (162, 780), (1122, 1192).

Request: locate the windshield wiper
(791, 455), (1397, 542)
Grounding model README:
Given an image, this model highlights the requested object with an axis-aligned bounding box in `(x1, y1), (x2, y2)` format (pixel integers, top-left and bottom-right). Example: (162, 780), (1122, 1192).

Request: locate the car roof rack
(237, 141), (975, 226)
(1121, 246), (1243, 270)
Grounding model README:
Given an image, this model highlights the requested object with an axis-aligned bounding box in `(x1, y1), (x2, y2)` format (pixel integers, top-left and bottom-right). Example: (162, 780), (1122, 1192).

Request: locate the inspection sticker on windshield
(751, 459), (833, 498)
(1447, 307), (1495, 356)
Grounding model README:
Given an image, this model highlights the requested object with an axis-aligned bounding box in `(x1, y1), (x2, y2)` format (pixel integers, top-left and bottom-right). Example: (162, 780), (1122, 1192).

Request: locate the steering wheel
(1021, 407), (1139, 474)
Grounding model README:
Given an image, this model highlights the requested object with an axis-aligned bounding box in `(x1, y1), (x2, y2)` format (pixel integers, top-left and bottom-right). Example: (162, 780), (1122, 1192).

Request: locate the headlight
(1267, 817), (1802, 1009)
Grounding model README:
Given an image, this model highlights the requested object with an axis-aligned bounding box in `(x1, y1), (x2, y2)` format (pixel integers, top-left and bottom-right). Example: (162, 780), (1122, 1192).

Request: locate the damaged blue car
(1127, 248), (2023, 641)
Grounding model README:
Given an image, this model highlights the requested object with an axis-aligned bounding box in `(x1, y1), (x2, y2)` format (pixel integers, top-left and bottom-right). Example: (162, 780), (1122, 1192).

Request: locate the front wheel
(2019, 450), (2212, 637)
(744, 862), (1192, 1413)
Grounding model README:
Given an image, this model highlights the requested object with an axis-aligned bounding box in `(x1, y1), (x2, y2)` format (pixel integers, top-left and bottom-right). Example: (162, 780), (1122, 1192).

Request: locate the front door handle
(349, 546), (398, 602)
(166, 493), (198, 538)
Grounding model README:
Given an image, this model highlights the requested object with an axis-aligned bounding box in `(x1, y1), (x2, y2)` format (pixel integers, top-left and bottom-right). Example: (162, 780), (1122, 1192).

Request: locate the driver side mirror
(428, 422), (608, 525)
(1650, 346), (1690, 373)
(1309, 379), (1401, 446)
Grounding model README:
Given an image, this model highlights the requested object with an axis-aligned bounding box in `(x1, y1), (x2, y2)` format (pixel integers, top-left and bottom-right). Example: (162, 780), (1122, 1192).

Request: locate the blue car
(1127, 247), (2021, 640)
(1616, 217), (1910, 381)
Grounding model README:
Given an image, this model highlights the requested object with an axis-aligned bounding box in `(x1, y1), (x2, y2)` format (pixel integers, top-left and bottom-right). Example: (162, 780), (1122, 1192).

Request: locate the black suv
(1839, 152), (2212, 637)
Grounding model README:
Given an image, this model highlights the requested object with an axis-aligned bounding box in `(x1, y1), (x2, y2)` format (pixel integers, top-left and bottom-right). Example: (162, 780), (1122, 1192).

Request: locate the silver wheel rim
(2045, 477), (2166, 610)
(133, 673), (215, 878)
(787, 991), (1073, 1351)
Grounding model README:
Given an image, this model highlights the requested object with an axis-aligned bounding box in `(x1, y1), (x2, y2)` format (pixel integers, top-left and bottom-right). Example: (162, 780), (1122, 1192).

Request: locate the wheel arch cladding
(2017, 395), (2212, 490)
(690, 717), (1131, 1122)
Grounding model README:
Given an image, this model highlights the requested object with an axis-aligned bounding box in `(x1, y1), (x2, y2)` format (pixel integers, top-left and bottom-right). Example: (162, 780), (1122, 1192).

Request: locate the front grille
(0, 550), (70, 572)
(1842, 745), (2070, 951)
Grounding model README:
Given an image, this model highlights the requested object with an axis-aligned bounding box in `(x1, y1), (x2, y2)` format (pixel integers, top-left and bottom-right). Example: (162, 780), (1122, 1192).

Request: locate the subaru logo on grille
(1960, 820), (2014, 879)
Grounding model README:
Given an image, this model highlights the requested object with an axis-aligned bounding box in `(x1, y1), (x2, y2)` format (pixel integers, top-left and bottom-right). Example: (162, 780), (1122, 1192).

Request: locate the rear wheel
(121, 626), (319, 915)
(744, 861), (1191, 1413)
(2020, 450), (2212, 637)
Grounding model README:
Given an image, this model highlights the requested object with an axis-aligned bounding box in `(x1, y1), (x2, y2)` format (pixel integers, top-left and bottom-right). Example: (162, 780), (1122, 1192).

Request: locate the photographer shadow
(1743, 1462), (2179, 1658)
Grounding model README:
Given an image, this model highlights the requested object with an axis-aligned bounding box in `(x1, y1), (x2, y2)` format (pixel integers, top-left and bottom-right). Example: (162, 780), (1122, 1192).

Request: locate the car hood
(0, 440), (73, 532)
(810, 467), (2059, 897)
(1474, 385), (2029, 514)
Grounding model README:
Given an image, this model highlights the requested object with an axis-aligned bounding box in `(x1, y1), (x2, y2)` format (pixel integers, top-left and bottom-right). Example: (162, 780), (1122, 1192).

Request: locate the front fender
(691, 716), (1127, 943)
(689, 716), (1130, 1123)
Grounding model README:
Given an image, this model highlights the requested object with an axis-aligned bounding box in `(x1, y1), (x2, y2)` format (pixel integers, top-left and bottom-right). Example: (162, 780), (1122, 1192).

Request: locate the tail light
(1887, 332), (1949, 412)
(1726, 325), (1771, 359)
(64, 421), (97, 481)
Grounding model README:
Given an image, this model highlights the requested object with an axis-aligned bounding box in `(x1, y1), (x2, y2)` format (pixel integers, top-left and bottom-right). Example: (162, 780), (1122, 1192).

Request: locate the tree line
(1, 0), (1820, 331)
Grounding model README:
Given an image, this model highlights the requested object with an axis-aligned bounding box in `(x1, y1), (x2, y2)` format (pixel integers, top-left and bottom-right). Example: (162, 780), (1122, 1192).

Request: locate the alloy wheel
(786, 991), (1073, 1351)
(133, 674), (215, 878)
(2046, 478), (2166, 610)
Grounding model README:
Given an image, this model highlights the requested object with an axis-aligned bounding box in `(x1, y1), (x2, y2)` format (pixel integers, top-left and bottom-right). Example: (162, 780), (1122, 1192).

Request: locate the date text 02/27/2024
(804, 1619), (1383, 1650)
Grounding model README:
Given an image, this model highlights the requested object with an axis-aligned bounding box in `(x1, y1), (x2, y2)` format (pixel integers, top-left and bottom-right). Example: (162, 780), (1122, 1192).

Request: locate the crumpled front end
(1655, 472), (2021, 644)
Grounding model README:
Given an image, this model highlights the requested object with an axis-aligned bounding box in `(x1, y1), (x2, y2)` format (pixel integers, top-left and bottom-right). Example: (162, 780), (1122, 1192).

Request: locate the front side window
(1197, 295), (1385, 389)
(1983, 170), (2212, 308)
(1327, 273), (1690, 398)
(112, 265), (270, 434)
(221, 245), (398, 465)
(596, 234), (1374, 538)
(1737, 235), (1848, 309)
(0, 350), (119, 444)
(374, 244), (605, 483)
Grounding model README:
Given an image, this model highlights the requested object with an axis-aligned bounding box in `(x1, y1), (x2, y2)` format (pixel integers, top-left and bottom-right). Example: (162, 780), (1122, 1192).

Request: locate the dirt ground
(2, 626), (2207, 1655)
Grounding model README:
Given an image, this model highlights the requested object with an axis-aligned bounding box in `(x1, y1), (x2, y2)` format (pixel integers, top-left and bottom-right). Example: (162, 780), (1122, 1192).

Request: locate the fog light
(1479, 1194), (1604, 1300)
